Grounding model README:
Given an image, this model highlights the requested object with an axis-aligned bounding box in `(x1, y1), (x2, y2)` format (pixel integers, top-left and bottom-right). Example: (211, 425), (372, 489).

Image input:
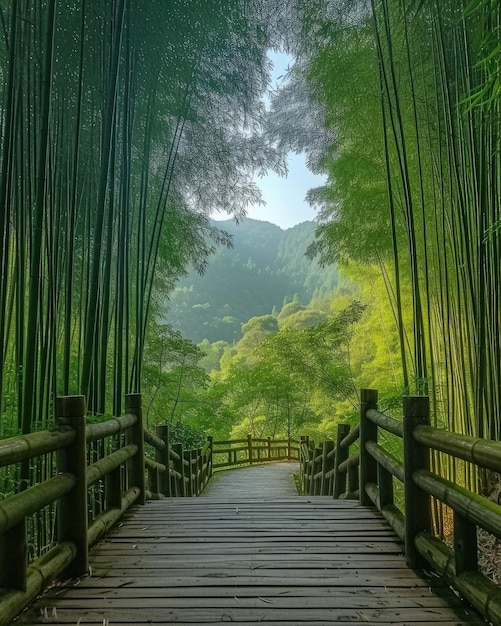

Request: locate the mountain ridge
(165, 218), (338, 343)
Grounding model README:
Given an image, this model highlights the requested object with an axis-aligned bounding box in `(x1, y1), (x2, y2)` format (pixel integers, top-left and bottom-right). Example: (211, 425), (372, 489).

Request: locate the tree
(142, 323), (209, 429)
(261, 302), (365, 410)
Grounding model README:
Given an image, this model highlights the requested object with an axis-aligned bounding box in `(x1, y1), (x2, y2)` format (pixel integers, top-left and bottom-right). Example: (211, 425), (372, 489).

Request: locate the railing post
(247, 434), (253, 464)
(312, 444), (322, 495)
(106, 428), (123, 511)
(56, 395), (89, 578)
(377, 462), (394, 510)
(305, 441), (314, 495)
(403, 395), (431, 569)
(183, 449), (192, 496)
(267, 436), (272, 462)
(156, 424), (171, 497)
(299, 436), (306, 493)
(197, 448), (203, 495)
(207, 436), (213, 480)
(454, 512), (478, 574)
(320, 440), (335, 495)
(359, 389), (378, 506)
(287, 436), (292, 461)
(125, 393), (146, 505)
(333, 424), (350, 498)
(348, 459), (359, 496)
(172, 443), (185, 496)
(189, 449), (195, 496)
(0, 515), (27, 591)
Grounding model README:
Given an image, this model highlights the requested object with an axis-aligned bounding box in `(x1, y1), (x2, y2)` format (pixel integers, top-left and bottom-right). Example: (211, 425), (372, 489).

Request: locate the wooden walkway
(18, 464), (483, 625)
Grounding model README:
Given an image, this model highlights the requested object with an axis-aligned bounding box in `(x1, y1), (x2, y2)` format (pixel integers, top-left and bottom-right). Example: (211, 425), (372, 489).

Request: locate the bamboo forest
(0, 0), (500, 487)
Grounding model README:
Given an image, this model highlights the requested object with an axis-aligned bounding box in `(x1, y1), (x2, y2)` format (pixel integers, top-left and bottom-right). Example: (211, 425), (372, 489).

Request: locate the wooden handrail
(413, 424), (501, 472)
(299, 387), (501, 625)
(212, 435), (299, 469)
(0, 393), (214, 625)
(85, 412), (137, 441)
(0, 427), (76, 466)
(5, 386), (498, 623)
(0, 417), (302, 623)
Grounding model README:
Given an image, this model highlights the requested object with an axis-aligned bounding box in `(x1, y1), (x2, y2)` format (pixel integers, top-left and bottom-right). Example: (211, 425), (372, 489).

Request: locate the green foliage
(205, 297), (369, 441)
(168, 422), (207, 449)
(142, 323), (210, 429)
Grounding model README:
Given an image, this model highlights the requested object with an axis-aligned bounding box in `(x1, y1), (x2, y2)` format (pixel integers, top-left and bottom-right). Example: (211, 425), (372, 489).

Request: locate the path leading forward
(19, 464), (483, 624)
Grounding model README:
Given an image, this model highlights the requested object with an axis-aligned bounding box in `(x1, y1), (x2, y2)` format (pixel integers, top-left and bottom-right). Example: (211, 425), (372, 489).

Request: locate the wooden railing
(0, 393), (212, 626)
(212, 435), (299, 469)
(300, 388), (501, 625)
(144, 427), (213, 498)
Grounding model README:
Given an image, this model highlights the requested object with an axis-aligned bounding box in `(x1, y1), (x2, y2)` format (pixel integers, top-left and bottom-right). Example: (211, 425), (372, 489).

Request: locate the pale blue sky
(215, 51), (326, 231)
(248, 152), (324, 229)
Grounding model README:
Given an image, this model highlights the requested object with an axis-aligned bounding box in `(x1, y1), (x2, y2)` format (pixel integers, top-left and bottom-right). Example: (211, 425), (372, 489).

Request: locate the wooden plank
(51, 585), (454, 599)
(16, 606), (482, 623)
(41, 595), (466, 609)
(84, 571), (438, 585)
(88, 554), (410, 566)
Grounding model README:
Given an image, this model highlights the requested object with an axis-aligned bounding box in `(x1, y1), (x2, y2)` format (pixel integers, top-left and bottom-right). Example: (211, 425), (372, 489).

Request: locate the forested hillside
(166, 219), (338, 343)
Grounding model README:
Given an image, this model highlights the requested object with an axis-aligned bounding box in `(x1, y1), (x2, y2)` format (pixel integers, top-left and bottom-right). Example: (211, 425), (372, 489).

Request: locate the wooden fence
(0, 393), (212, 626)
(300, 388), (501, 625)
(212, 435), (299, 469)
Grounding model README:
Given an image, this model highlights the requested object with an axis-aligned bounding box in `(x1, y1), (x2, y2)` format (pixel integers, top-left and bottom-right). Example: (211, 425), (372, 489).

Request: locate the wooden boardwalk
(18, 464), (483, 625)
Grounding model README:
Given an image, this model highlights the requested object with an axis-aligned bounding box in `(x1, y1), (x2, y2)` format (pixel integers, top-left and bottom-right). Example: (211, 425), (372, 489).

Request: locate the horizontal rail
(415, 531), (501, 625)
(340, 423), (359, 448)
(337, 452), (359, 474)
(213, 446), (248, 454)
(0, 473), (76, 534)
(365, 482), (405, 540)
(86, 413), (137, 442)
(413, 469), (501, 538)
(413, 425), (501, 473)
(88, 486), (141, 547)
(143, 428), (166, 451)
(0, 427), (76, 468)
(365, 440), (404, 483)
(145, 456), (166, 473)
(87, 444), (138, 486)
(366, 409), (403, 438)
(0, 542), (77, 625)
(213, 439), (247, 445)
(169, 447), (181, 461)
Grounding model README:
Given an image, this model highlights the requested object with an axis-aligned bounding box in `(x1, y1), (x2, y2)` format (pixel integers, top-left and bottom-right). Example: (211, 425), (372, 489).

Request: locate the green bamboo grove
(280, 0), (500, 452)
(0, 0), (286, 435)
(0, 0), (500, 474)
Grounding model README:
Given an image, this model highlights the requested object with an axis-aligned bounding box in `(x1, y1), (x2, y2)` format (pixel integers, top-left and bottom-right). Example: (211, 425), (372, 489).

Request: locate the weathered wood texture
(18, 465), (483, 625)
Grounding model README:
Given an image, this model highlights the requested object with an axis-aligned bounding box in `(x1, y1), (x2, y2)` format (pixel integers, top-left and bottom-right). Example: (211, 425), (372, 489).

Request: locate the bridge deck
(19, 464), (483, 625)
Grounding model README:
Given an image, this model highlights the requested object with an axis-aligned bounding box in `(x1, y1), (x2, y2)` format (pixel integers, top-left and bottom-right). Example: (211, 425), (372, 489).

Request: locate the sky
(213, 51), (326, 231)
(247, 152), (325, 230)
